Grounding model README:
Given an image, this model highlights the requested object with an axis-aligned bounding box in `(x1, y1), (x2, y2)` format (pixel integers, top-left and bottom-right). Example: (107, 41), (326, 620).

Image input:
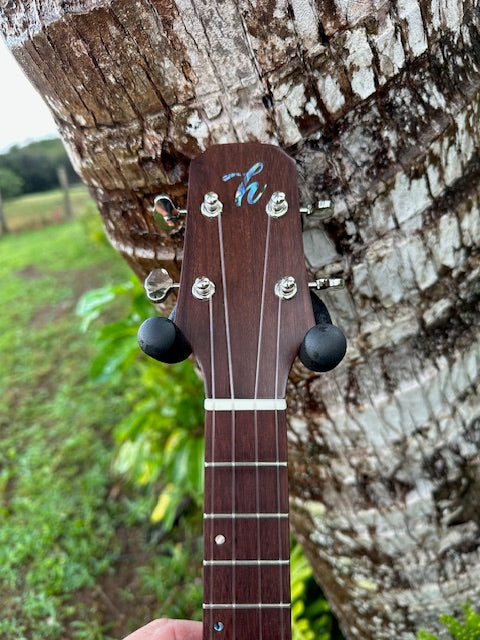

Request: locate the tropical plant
(417, 603), (480, 640)
(77, 276), (205, 531)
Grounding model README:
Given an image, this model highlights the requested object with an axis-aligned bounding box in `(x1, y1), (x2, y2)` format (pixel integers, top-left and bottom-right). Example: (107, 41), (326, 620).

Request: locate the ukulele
(138, 142), (346, 640)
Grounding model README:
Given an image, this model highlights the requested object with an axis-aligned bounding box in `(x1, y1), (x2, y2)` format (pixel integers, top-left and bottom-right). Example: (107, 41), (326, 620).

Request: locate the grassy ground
(3, 185), (92, 231)
(0, 214), (202, 639)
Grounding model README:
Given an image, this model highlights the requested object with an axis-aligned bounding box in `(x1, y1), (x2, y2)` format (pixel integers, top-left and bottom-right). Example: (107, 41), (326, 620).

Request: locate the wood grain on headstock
(174, 143), (313, 398)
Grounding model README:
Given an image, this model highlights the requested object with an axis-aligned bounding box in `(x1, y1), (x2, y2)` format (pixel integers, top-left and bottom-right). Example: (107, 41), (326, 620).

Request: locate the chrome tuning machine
(300, 199), (333, 222)
(308, 277), (345, 291)
(152, 194), (186, 230)
(139, 267), (190, 363)
(299, 274), (347, 373)
(144, 268), (179, 303)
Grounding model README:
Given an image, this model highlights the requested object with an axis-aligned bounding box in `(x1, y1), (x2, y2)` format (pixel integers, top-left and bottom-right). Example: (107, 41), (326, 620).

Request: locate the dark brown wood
(202, 410), (291, 640)
(175, 143), (314, 397)
(174, 143), (314, 640)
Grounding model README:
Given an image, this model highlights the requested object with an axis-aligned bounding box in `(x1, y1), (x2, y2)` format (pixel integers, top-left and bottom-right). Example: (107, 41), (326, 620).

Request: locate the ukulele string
(253, 214), (272, 640)
(275, 294), (286, 640)
(217, 211), (237, 638)
(208, 296), (215, 639)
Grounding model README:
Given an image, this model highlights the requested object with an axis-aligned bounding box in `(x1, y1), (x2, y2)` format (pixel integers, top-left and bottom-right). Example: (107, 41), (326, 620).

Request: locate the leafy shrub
(77, 276), (205, 531)
(418, 603), (480, 640)
(291, 542), (341, 640)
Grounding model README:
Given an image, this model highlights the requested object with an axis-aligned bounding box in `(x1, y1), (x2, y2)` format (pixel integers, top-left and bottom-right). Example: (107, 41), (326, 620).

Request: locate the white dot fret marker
(204, 398), (286, 411)
(215, 534), (226, 545)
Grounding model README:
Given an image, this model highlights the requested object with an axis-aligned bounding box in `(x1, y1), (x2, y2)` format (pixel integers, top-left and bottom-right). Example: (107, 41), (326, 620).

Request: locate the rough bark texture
(2, 1), (479, 638)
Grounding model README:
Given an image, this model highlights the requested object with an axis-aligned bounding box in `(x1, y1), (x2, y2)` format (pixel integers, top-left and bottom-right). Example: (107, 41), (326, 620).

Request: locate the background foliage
(0, 137), (78, 197)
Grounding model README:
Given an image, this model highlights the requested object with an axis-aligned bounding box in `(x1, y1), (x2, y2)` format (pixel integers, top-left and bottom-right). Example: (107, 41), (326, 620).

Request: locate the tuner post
(192, 276), (216, 300)
(275, 276), (297, 300)
(266, 191), (288, 218)
(201, 192), (223, 218)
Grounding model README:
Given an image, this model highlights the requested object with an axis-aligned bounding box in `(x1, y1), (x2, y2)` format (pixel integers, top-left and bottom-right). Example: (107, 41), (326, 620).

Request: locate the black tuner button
(299, 291), (346, 372)
(138, 316), (191, 364)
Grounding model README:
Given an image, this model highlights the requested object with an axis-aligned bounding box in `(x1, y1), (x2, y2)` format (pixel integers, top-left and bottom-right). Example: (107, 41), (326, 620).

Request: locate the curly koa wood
(1, 2), (479, 638)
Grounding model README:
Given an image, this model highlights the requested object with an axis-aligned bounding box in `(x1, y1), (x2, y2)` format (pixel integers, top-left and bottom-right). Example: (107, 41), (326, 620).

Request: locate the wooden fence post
(0, 189), (10, 235)
(57, 166), (73, 220)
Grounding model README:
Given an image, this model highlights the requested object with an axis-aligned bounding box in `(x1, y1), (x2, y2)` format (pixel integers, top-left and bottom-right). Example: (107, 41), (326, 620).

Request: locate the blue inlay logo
(222, 162), (267, 207)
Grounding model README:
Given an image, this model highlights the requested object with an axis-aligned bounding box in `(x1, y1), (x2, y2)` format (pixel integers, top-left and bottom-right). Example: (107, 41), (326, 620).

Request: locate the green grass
(3, 185), (93, 231)
(0, 218), (190, 639)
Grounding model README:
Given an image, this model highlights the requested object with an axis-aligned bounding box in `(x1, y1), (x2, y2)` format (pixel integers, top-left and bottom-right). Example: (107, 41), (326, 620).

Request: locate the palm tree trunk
(1, 2), (479, 637)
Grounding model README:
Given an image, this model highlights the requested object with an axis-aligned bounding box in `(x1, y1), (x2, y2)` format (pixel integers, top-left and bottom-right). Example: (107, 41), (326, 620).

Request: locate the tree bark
(1, 2), (479, 638)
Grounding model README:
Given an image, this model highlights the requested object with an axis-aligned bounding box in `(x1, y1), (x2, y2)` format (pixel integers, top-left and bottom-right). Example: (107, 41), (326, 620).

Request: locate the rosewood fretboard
(203, 409), (290, 640)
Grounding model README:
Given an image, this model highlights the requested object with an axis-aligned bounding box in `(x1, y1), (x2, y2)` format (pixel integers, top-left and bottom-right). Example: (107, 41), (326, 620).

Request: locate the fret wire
(204, 560), (289, 566)
(203, 603), (291, 610)
(204, 513), (289, 519)
(205, 461), (287, 468)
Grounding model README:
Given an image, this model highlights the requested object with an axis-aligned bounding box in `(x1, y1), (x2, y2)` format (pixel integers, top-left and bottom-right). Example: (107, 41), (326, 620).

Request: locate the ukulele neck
(173, 142), (314, 640)
(203, 407), (291, 640)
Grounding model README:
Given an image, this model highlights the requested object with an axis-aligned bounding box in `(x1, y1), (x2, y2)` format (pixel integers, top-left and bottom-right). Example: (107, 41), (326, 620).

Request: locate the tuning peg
(298, 291), (346, 372)
(152, 194), (186, 230)
(309, 277), (345, 291)
(138, 316), (192, 363)
(300, 200), (333, 221)
(144, 268), (179, 303)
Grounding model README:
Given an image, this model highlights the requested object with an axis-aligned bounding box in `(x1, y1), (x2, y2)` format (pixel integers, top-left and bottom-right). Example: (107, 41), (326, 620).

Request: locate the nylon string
(208, 297), (215, 639)
(253, 215), (272, 639)
(275, 295), (286, 640)
(217, 212), (237, 638)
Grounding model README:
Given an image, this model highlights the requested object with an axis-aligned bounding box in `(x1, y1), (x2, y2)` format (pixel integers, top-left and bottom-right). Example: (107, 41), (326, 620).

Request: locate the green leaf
(75, 286), (118, 331)
(417, 629), (440, 640)
(440, 614), (470, 640)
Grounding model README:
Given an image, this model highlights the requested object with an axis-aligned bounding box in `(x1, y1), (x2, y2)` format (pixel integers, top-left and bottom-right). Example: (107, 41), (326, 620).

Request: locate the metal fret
(203, 603), (291, 610)
(204, 560), (289, 566)
(204, 512), (289, 519)
(205, 461), (287, 468)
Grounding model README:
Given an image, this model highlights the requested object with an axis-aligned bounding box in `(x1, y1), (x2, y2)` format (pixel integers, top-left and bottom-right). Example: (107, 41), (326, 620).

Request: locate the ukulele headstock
(138, 142), (346, 384)
(173, 143), (314, 400)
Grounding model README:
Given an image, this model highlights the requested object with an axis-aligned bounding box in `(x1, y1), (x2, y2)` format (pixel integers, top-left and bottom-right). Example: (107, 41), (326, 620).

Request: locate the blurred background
(0, 41), (339, 640)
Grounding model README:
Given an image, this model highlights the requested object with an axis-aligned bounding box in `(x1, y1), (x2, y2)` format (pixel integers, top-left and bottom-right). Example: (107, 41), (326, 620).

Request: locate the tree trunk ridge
(2, 1), (479, 638)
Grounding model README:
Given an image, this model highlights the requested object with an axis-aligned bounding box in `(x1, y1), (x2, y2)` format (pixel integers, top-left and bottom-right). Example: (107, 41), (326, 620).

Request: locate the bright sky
(0, 40), (59, 152)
